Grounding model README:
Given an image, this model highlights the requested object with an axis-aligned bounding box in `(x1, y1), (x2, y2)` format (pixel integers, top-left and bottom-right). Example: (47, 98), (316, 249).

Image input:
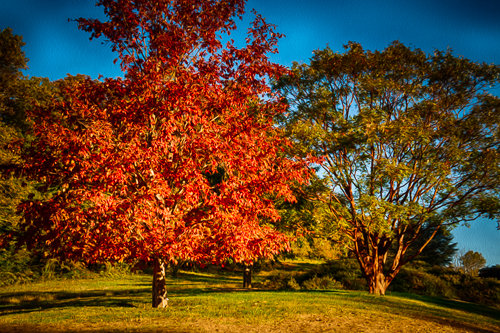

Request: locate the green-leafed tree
(0, 28), (27, 126)
(460, 250), (486, 276)
(276, 41), (500, 295)
(0, 27), (30, 249)
(276, 174), (350, 260)
(0, 28), (53, 282)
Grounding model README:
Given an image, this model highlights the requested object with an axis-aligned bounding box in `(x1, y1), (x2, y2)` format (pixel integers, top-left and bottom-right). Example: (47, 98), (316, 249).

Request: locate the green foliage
(41, 258), (94, 280)
(413, 227), (458, 267)
(319, 259), (367, 290)
(259, 259), (366, 291)
(0, 253), (134, 287)
(276, 40), (500, 294)
(479, 265), (500, 279)
(259, 259), (500, 307)
(0, 248), (96, 286)
(0, 28), (59, 286)
(301, 275), (343, 290)
(286, 277), (301, 290)
(289, 237), (314, 258)
(277, 176), (351, 260)
(391, 265), (500, 307)
(0, 28), (28, 245)
(460, 250), (487, 275)
(0, 246), (38, 286)
(290, 236), (343, 260)
(390, 266), (455, 298)
(258, 271), (344, 291)
(256, 271), (303, 290)
(457, 275), (500, 306)
(97, 262), (134, 278)
(0, 27), (27, 129)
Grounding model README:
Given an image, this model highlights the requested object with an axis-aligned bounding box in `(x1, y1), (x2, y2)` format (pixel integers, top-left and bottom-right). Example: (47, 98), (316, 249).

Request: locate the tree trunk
(152, 257), (169, 308)
(243, 265), (252, 288)
(367, 270), (389, 295)
(354, 235), (394, 296)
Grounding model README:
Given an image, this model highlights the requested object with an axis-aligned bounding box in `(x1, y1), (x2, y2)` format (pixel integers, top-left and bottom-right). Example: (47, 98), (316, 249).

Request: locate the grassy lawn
(0, 264), (499, 332)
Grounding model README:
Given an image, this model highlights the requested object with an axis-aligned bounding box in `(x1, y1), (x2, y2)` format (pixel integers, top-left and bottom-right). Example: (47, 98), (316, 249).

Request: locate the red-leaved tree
(19, 0), (308, 307)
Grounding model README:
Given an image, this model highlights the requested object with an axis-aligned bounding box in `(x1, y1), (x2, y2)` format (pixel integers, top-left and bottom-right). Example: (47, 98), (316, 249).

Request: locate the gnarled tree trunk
(355, 236), (396, 296)
(360, 253), (402, 295)
(366, 270), (389, 295)
(152, 257), (168, 308)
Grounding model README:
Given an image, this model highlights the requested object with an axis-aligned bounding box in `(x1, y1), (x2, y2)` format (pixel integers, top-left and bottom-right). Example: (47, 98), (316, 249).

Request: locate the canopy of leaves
(0, 28), (27, 125)
(19, 0), (308, 266)
(1, 28), (31, 247)
(276, 41), (500, 293)
(460, 250), (486, 275)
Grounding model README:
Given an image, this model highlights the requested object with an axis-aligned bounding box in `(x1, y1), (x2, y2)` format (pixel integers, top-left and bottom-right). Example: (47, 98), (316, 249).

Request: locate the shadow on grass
(0, 270), (242, 316)
(0, 288), (150, 316)
(171, 271), (240, 285)
(384, 293), (500, 333)
(267, 290), (500, 333)
(314, 289), (500, 322)
(388, 292), (500, 322)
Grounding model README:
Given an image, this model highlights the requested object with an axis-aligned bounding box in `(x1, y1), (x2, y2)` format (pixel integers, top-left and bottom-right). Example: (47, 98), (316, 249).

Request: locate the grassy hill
(0, 263), (499, 332)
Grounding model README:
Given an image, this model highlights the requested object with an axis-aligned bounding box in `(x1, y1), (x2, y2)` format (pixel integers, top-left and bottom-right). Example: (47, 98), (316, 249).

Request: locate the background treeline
(0, 28), (120, 285)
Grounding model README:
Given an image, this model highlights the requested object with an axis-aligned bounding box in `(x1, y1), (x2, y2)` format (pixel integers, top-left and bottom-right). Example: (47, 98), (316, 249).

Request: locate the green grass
(0, 266), (499, 332)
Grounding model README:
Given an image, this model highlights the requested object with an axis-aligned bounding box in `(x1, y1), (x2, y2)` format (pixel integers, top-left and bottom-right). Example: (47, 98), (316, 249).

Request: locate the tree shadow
(171, 271), (240, 285)
(323, 289), (500, 327)
(0, 288), (150, 316)
(0, 270), (242, 316)
(386, 292), (500, 322)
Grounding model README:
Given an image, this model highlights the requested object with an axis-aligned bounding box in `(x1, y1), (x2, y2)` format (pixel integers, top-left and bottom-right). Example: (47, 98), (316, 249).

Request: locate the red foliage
(20, 0), (308, 265)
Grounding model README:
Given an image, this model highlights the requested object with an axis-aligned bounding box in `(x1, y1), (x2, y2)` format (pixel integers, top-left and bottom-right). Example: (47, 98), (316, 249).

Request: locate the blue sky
(1, 0), (499, 265)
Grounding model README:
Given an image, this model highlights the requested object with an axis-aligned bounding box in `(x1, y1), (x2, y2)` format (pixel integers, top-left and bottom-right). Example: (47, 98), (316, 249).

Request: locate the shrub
(290, 238), (313, 259)
(258, 259), (364, 291)
(42, 258), (96, 280)
(390, 266), (455, 298)
(253, 271), (299, 290)
(251, 258), (282, 272)
(302, 275), (342, 290)
(390, 264), (500, 307)
(289, 237), (344, 260)
(258, 270), (343, 291)
(310, 238), (341, 260)
(287, 277), (301, 290)
(302, 259), (366, 291)
(95, 262), (132, 278)
(456, 275), (500, 306)
(0, 246), (107, 286)
(258, 259), (500, 307)
(0, 246), (40, 286)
